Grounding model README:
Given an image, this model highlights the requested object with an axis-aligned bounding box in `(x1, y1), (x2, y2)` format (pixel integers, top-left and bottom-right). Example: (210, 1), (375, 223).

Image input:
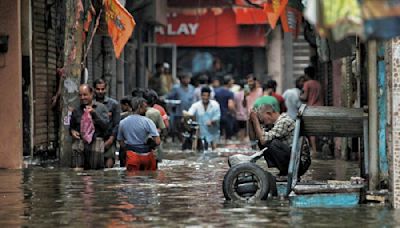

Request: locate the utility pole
(59, 0), (84, 167)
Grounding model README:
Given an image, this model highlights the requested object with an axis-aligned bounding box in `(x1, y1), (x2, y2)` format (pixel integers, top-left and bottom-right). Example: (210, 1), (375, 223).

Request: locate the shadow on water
(0, 147), (398, 227)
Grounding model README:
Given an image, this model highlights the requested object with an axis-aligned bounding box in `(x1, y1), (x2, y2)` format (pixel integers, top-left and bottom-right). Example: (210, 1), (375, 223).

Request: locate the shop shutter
(31, 0), (57, 152)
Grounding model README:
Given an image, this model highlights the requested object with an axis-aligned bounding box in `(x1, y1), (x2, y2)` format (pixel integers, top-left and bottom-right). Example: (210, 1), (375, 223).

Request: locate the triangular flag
(264, 0), (288, 29)
(104, 0), (136, 58)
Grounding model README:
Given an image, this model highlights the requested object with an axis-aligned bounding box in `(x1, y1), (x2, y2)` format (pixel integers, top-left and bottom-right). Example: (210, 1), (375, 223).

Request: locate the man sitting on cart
(249, 99), (310, 177)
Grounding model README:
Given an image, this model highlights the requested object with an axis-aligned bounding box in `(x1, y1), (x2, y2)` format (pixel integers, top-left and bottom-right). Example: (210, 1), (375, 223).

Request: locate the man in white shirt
(186, 87), (221, 150)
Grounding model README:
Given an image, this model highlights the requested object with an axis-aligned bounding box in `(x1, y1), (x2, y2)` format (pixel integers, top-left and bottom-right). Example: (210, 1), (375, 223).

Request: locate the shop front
(155, 5), (268, 81)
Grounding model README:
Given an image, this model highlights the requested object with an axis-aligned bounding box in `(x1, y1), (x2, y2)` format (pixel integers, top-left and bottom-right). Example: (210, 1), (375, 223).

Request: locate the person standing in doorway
(300, 66), (324, 157)
(93, 78), (121, 168)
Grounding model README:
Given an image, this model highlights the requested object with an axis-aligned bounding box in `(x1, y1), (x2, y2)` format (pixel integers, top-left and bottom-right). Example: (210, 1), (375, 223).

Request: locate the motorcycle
(181, 116), (207, 152)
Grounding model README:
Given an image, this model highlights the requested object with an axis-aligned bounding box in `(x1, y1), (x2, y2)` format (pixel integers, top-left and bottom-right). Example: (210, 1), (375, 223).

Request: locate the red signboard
(155, 8), (266, 47)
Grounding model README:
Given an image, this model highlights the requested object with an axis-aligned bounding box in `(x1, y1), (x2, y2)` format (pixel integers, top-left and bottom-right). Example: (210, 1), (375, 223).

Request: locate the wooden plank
(300, 106), (365, 137)
(289, 192), (360, 207)
(293, 183), (363, 194)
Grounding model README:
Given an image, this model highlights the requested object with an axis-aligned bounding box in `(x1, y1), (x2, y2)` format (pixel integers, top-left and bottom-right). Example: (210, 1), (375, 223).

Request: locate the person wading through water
(117, 97), (160, 171)
(93, 78), (121, 168)
(70, 84), (109, 170)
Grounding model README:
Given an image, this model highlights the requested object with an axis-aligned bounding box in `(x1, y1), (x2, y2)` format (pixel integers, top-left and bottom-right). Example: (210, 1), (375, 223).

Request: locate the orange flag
(104, 0), (136, 58)
(263, 0), (288, 29)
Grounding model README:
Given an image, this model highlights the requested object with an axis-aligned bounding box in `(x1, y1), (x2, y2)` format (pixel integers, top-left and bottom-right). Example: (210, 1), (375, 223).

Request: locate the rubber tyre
(223, 163), (270, 201)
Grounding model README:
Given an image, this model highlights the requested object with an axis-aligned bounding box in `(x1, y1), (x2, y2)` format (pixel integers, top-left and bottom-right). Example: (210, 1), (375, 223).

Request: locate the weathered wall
(0, 0), (22, 168)
(389, 37), (400, 208)
(267, 26), (283, 92)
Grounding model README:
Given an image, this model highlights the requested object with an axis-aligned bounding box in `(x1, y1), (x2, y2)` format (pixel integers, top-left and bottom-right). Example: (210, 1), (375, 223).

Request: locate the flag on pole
(104, 0), (136, 58)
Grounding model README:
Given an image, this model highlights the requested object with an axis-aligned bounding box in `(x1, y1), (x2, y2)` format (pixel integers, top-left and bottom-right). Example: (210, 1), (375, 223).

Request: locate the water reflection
(0, 170), (23, 227)
(0, 150), (396, 227)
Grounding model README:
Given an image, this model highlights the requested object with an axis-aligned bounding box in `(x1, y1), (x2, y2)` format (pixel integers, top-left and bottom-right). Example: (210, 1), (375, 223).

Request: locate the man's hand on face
(250, 111), (258, 122)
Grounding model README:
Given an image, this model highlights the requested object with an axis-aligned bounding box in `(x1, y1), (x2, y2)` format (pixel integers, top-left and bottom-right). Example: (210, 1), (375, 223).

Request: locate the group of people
(70, 79), (166, 171)
(162, 65), (322, 176)
(69, 64), (323, 177)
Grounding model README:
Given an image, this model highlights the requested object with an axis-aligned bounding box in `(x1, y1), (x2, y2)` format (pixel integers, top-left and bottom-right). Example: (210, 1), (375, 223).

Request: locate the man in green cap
(248, 96), (296, 176)
(253, 95), (281, 113)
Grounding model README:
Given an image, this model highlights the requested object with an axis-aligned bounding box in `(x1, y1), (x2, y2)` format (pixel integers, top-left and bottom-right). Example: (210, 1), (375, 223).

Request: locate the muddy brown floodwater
(0, 145), (398, 227)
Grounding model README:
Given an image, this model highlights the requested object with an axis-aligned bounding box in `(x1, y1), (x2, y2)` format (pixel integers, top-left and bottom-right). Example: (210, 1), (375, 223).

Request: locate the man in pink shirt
(300, 66), (324, 157)
(245, 74), (263, 113)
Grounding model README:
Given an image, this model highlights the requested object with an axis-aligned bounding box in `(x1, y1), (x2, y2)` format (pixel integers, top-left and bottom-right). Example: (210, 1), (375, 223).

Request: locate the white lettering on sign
(156, 23), (199, 36)
(188, 23), (199, 35)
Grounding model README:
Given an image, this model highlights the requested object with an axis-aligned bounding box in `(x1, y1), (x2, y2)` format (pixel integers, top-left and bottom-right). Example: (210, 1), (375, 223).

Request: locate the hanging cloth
(80, 110), (95, 144)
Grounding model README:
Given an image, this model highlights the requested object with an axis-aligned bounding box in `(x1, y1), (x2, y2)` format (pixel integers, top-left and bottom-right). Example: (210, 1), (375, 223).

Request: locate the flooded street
(0, 145), (398, 227)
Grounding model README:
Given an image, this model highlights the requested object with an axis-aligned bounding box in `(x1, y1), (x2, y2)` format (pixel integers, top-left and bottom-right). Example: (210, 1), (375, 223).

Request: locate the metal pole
(172, 44), (177, 82)
(368, 40), (379, 191)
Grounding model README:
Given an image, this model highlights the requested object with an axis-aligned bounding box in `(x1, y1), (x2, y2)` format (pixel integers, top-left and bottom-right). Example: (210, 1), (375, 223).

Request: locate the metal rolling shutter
(32, 0), (57, 152)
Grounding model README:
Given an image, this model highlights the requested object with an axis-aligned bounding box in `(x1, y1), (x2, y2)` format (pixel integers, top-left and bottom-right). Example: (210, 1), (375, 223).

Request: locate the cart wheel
(223, 163), (270, 201)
